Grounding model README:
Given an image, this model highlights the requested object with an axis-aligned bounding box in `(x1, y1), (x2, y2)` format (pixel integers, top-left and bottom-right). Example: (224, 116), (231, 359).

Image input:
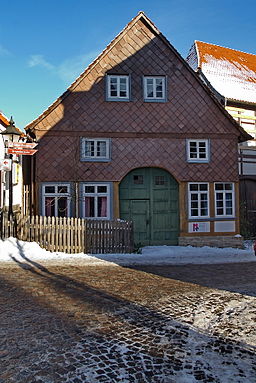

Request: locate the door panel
(131, 200), (150, 244)
(119, 168), (179, 246)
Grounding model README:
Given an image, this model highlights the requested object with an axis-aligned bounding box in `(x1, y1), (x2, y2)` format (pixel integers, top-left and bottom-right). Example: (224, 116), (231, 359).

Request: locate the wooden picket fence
(0, 212), (133, 254)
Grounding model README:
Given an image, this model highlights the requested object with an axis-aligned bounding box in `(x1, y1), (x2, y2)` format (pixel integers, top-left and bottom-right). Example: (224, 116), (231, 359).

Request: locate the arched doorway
(119, 167), (179, 246)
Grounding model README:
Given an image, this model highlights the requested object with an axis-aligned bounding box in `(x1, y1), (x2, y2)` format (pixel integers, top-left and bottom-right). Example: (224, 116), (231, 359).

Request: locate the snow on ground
(0, 237), (255, 266)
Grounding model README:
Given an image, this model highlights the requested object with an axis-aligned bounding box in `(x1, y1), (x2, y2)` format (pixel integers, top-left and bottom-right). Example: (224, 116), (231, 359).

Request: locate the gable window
(42, 183), (71, 217)
(81, 138), (110, 162)
(188, 183), (209, 218)
(82, 183), (111, 219)
(187, 139), (209, 162)
(215, 183), (234, 217)
(143, 76), (166, 101)
(106, 75), (130, 101)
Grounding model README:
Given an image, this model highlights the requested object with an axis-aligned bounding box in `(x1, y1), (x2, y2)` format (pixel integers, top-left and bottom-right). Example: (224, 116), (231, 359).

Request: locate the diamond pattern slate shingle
(36, 137), (238, 183)
(33, 14), (240, 185)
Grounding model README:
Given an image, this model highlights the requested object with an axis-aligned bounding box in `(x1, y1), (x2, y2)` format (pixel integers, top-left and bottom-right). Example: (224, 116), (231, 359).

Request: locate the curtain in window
(57, 197), (68, 217)
(45, 197), (55, 216)
(98, 196), (107, 217)
(85, 197), (95, 217)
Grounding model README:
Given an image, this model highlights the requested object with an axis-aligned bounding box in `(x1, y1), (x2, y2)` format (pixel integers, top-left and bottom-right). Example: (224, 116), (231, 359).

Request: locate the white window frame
(107, 75), (130, 100)
(188, 183), (209, 219)
(81, 183), (111, 220)
(42, 183), (71, 217)
(143, 76), (166, 101)
(80, 138), (110, 162)
(214, 183), (235, 217)
(187, 139), (209, 162)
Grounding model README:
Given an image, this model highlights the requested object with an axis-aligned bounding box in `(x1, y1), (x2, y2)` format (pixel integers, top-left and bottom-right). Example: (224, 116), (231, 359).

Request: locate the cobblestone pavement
(0, 258), (255, 382)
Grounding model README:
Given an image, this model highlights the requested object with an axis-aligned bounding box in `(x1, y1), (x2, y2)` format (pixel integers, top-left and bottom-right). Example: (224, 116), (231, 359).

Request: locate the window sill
(80, 158), (111, 162)
(106, 97), (130, 102)
(144, 98), (167, 103)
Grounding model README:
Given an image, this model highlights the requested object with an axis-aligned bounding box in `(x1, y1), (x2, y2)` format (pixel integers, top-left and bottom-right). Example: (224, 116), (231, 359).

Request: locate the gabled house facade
(187, 41), (256, 234)
(25, 12), (250, 248)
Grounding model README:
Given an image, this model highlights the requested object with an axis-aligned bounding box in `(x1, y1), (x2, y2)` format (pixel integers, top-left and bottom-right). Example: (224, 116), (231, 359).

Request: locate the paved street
(0, 258), (255, 382)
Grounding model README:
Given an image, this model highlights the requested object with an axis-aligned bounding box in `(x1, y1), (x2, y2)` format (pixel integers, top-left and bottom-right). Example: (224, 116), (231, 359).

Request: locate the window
(155, 176), (166, 185)
(215, 183), (234, 217)
(106, 75), (129, 100)
(143, 76), (166, 101)
(81, 138), (110, 161)
(187, 140), (209, 162)
(82, 183), (111, 219)
(188, 183), (209, 218)
(133, 175), (144, 184)
(42, 183), (71, 217)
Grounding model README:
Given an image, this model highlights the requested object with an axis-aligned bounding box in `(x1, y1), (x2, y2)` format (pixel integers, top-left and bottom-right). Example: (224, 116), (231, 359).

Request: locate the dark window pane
(45, 186), (55, 193)
(98, 186), (107, 193)
(85, 186), (95, 193)
(190, 184), (198, 191)
(58, 186), (68, 193)
(215, 183), (224, 190)
(58, 197), (68, 217)
(216, 193), (223, 200)
(133, 175), (143, 184)
(98, 196), (107, 217)
(199, 184), (208, 191)
(85, 197), (95, 217)
(45, 197), (55, 216)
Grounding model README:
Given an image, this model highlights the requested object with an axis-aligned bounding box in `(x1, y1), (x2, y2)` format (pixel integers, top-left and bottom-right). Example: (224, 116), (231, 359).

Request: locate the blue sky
(0, 0), (255, 130)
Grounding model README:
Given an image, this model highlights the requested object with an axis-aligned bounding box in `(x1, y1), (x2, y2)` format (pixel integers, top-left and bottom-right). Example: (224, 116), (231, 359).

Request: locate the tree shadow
(1, 240), (255, 381)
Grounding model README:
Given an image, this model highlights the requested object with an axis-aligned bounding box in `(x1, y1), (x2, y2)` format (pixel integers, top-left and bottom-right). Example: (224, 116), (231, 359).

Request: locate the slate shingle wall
(33, 18), (239, 184)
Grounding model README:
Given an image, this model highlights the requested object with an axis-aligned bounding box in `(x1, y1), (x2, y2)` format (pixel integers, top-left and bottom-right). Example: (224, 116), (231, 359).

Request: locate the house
(25, 12), (250, 248)
(187, 41), (256, 234)
(0, 112), (23, 212)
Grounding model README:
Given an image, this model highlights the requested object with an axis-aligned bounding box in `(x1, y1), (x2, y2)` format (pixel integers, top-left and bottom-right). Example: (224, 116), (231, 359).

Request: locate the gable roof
(0, 111), (10, 127)
(25, 13), (251, 142)
(189, 41), (256, 105)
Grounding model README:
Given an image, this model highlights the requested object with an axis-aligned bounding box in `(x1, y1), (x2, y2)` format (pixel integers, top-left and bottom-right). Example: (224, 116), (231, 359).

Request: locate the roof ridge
(195, 40), (256, 58)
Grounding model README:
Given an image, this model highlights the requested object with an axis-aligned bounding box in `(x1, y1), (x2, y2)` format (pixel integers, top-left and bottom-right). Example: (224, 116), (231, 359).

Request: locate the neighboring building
(0, 112), (23, 212)
(187, 41), (256, 233)
(25, 12), (250, 247)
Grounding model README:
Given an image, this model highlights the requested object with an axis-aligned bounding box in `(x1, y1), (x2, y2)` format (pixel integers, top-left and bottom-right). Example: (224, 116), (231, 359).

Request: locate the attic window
(106, 75), (130, 101)
(143, 76), (166, 102)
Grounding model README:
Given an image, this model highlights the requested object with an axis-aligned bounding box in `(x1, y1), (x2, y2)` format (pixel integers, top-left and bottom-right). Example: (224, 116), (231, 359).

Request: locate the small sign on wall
(189, 222), (210, 233)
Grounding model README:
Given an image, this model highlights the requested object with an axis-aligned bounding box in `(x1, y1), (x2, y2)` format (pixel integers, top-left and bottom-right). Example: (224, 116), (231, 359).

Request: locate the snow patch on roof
(195, 41), (256, 104)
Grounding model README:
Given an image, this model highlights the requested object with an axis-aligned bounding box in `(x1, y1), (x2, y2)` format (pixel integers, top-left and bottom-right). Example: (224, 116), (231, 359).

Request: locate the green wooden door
(119, 168), (179, 246)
